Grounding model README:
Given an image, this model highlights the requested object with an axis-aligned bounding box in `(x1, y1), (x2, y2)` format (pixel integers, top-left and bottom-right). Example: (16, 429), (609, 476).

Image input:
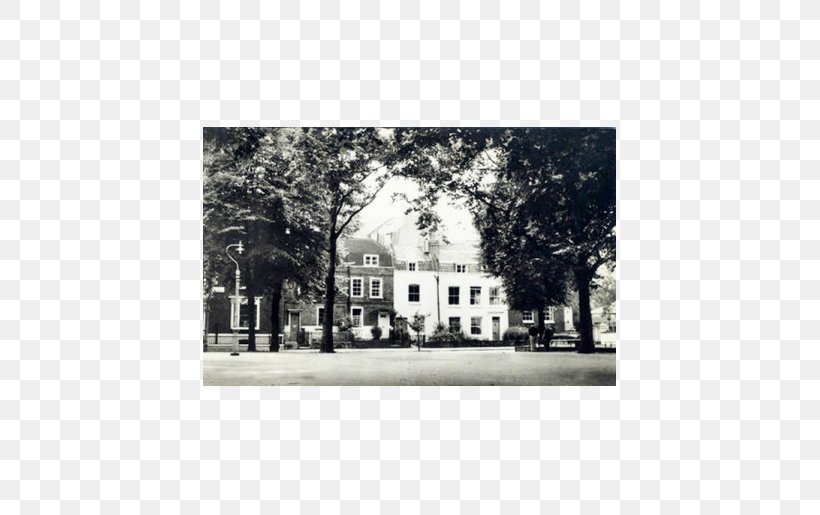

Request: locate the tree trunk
(269, 280), (282, 352)
(576, 270), (595, 353)
(321, 234), (337, 353)
(537, 306), (546, 347)
(247, 282), (257, 351)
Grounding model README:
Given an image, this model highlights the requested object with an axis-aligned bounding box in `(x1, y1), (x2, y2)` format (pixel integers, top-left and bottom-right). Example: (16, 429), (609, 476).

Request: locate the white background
(2, 0), (817, 512)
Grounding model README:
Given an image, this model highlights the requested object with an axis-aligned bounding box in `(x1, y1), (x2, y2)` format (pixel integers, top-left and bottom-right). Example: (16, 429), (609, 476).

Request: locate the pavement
(203, 348), (617, 386)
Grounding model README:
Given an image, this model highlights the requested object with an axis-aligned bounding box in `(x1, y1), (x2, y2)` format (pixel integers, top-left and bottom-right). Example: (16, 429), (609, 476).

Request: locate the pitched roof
(339, 237), (394, 266)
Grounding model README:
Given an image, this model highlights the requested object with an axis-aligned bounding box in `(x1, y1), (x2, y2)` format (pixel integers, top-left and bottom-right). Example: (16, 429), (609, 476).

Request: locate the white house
(372, 216), (511, 341)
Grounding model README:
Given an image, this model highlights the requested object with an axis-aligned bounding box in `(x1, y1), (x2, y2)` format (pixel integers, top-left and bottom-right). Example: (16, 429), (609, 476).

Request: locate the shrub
(370, 325), (383, 340)
(503, 326), (530, 343)
(430, 323), (452, 342)
(431, 322), (464, 344)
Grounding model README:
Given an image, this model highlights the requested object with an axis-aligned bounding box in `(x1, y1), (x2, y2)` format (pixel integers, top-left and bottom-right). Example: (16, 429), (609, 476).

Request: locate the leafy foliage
(430, 322), (463, 344)
(502, 326), (530, 343)
(392, 128), (616, 353)
(293, 128), (395, 352)
(408, 312), (425, 337)
(203, 127), (328, 350)
(591, 264), (616, 309)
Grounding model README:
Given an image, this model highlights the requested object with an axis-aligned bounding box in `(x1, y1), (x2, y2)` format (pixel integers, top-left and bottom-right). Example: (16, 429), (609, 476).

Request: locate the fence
(205, 333), (277, 350)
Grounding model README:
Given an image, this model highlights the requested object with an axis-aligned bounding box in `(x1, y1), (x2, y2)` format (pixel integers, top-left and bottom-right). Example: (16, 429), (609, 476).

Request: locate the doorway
(378, 311), (390, 336)
(288, 312), (301, 339)
(492, 316), (500, 340)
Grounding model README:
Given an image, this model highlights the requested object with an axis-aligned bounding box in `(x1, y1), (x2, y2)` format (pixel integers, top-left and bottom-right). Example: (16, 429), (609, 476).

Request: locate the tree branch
(335, 181), (387, 237)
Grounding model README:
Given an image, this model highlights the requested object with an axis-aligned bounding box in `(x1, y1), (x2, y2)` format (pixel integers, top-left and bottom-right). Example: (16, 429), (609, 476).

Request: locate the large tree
(295, 128), (392, 353)
(203, 128), (326, 351)
(393, 128), (616, 353)
(498, 128), (615, 352)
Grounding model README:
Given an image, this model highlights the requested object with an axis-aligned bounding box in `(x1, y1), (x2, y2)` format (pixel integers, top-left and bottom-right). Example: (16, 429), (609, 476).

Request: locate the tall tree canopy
(294, 128), (393, 353)
(394, 127), (616, 353)
(203, 128), (327, 351)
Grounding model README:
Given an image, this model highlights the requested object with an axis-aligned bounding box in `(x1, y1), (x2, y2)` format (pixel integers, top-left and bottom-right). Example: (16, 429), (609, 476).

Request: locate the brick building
(282, 238), (395, 342)
(507, 306), (574, 333)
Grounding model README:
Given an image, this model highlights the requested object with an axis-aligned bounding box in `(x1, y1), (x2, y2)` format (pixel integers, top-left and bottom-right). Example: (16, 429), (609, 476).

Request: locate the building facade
(508, 305), (574, 333)
(282, 238), (395, 341)
(204, 215), (574, 345)
(392, 251), (512, 340)
(370, 214), (511, 341)
(204, 288), (272, 344)
(374, 215), (572, 341)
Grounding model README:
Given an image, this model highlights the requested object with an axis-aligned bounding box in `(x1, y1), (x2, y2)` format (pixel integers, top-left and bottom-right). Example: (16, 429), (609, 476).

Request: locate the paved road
(203, 348), (616, 386)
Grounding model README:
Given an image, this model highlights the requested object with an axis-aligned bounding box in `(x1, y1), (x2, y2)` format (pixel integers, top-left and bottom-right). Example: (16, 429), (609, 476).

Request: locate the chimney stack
(427, 231), (440, 261)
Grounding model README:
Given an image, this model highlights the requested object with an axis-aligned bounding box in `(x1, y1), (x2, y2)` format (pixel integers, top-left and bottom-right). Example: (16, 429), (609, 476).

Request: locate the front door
(378, 312), (390, 333)
(492, 316), (500, 340)
(288, 312), (300, 340)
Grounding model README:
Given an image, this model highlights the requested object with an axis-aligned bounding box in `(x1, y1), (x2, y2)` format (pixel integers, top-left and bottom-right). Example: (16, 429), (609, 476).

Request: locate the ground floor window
(522, 310), (534, 324)
(230, 296), (261, 330)
(544, 306), (554, 322)
(471, 317), (482, 335)
(351, 307), (363, 327)
(448, 317), (461, 332)
(317, 307), (325, 325)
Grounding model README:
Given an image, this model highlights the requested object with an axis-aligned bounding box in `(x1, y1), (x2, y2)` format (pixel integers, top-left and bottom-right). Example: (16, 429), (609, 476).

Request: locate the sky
(353, 176), (479, 243)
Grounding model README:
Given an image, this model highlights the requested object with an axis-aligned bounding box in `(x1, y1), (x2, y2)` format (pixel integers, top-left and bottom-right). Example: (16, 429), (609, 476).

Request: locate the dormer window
(363, 254), (379, 267)
(408, 262), (417, 271)
(456, 264), (468, 273)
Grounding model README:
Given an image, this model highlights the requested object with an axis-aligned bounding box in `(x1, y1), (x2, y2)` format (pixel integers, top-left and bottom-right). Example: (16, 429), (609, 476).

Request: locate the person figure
(528, 326), (538, 351)
(543, 324), (555, 349)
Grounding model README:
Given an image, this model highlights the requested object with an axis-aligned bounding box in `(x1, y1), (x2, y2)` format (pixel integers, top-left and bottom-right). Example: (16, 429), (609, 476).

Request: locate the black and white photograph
(203, 128), (616, 385)
(8, 0), (814, 510)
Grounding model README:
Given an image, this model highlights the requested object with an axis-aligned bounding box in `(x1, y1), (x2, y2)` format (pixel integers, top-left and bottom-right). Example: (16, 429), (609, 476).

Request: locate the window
(489, 287), (500, 305)
(522, 310), (534, 324)
(471, 317), (482, 335)
(351, 307), (362, 327)
(448, 317), (461, 332)
(470, 286), (481, 305)
(370, 278), (382, 298)
(408, 262), (417, 271)
(448, 286), (460, 305)
(456, 264), (468, 273)
(230, 296), (261, 330)
(317, 307), (325, 326)
(544, 306), (555, 322)
(351, 277), (363, 297)
(408, 284), (420, 302)
(363, 254), (379, 266)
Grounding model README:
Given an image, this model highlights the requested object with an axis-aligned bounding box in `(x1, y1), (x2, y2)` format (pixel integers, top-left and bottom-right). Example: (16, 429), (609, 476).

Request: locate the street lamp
(226, 241), (244, 356)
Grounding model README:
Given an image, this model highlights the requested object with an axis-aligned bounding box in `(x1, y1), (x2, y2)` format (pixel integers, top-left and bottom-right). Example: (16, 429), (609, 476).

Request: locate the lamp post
(226, 241), (244, 356)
